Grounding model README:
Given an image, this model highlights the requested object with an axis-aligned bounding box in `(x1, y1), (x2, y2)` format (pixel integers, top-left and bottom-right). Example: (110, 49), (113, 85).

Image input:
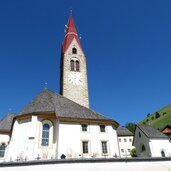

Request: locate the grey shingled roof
(18, 89), (118, 123)
(137, 124), (168, 139)
(0, 113), (15, 132)
(117, 126), (134, 136)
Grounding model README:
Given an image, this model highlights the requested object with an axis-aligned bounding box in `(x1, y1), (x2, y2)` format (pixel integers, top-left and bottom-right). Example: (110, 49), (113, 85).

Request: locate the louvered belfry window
(70, 60), (75, 71)
(76, 60), (80, 71)
(70, 59), (80, 72)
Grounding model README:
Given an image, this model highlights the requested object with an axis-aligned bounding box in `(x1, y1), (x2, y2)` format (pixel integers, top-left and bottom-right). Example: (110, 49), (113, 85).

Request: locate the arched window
(70, 58), (80, 72)
(76, 60), (80, 71)
(72, 48), (77, 54)
(138, 132), (141, 138)
(161, 150), (166, 157)
(41, 124), (50, 146)
(70, 60), (74, 71)
(0, 143), (6, 158)
(141, 145), (146, 152)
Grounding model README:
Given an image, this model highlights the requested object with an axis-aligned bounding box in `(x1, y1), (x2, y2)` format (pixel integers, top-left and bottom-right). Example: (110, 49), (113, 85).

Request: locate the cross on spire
(70, 9), (72, 15)
(44, 81), (48, 89)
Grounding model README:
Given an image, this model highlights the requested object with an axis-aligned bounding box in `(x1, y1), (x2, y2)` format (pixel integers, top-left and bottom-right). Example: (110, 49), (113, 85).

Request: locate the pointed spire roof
(66, 15), (77, 34)
(62, 14), (83, 54)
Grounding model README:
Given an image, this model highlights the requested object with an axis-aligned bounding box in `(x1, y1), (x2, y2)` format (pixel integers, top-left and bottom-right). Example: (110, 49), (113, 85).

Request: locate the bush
(155, 112), (160, 119)
(130, 148), (137, 157)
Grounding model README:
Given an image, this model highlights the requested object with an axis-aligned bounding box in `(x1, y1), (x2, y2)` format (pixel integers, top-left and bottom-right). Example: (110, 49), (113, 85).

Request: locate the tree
(147, 113), (150, 117)
(130, 148), (137, 157)
(125, 123), (136, 133)
(155, 112), (160, 119)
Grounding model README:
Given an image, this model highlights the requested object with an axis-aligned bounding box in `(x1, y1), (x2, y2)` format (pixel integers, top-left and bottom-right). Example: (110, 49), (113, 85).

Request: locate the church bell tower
(60, 14), (89, 108)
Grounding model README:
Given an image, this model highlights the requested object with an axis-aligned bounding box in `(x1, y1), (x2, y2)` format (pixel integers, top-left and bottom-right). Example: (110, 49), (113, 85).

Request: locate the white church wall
(5, 117), (119, 161)
(0, 134), (9, 144)
(58, 122), (119, 159)
(6, 116), (58, 161)
(31, 117), (57, 160)
(149, 139), (171, 157)
(6, 118), (31, 161)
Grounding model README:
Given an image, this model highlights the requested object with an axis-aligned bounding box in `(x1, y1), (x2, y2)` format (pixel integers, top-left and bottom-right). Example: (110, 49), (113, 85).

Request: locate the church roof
(0, 113), (15, 132)
(137, 124), (168, 139)
(117, 126), (134, 136)
(62, 15), (83, 54)
(18, 89), (118, 126)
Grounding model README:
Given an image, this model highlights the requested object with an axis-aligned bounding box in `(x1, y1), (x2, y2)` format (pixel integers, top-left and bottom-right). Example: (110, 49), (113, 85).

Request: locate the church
(0, 14), (120, 161)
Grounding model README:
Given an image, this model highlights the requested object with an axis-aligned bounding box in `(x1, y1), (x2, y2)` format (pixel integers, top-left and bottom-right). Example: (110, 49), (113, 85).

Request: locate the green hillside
(139, 104), (171, 130)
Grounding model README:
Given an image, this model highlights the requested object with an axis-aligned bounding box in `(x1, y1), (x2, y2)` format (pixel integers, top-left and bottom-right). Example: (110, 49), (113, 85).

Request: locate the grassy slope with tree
(139, 104), (171, 130)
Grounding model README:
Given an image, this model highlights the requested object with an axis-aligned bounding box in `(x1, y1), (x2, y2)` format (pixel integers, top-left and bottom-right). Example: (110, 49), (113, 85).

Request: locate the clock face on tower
(68, 72), (83, 85)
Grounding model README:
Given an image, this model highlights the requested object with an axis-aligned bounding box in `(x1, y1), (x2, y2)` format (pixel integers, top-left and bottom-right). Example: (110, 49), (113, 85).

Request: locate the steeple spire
(62, 13), (82, 54)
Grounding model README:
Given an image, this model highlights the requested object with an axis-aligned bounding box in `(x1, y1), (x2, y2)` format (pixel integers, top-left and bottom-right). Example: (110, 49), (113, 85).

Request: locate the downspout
(56, 117), (60, 159)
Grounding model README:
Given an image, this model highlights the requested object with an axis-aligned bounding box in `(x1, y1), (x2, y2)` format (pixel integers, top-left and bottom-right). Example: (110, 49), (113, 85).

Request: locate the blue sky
(0, 0), (171, 126)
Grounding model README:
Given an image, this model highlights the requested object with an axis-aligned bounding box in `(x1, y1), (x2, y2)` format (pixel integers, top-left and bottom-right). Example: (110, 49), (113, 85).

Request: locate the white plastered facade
(118, 135), (134, 157)
(4, 116), (119, 161)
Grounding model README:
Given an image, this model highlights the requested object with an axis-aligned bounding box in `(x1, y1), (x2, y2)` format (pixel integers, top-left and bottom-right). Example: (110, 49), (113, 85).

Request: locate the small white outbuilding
(117, 126), (135, 157)
(133, 124), (171, 157)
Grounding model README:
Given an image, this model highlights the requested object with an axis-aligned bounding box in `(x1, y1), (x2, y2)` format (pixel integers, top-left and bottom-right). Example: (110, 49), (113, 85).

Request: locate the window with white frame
(101, 141), (108, 154)
(0, 143), (6, 158)
(81, 124), (88, 132)
(82, 141), (89, 154)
